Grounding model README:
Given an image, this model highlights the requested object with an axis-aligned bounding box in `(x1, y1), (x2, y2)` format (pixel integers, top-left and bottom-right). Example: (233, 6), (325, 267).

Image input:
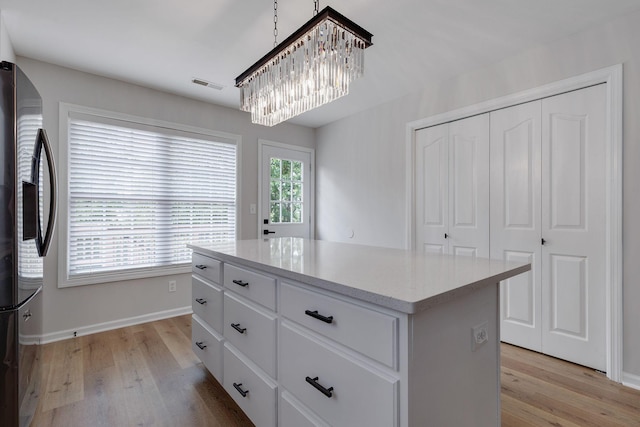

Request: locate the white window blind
(67, 115), (237, 280)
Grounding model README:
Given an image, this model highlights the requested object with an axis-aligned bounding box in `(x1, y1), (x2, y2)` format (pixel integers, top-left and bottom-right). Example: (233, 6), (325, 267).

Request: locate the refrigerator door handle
(33, 128), (57, 257)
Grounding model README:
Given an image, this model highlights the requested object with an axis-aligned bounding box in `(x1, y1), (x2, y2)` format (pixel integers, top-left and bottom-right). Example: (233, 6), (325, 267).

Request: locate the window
(61, 105), (239, 286)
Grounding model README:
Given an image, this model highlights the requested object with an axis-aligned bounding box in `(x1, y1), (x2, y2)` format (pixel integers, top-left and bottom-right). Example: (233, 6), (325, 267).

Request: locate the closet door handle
(232, 279), (249, 287)
(231, 323), (247, 334)
(305, 310), (334, 324)
(305, 376), (334, 398)
(195, 298), (207, 305)
(444, 233), (448, 239)
(195, 341), (207, 350)
(541, 238), (546, 245)
(233, 383), (249, 397)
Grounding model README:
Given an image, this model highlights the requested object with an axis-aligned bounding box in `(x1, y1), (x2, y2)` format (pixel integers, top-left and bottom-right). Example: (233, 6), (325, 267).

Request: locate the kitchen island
(189, 238), (530, 427)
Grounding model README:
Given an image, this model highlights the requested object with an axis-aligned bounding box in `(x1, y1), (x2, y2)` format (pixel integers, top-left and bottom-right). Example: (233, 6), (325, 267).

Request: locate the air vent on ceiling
(192, 78), (224, 90)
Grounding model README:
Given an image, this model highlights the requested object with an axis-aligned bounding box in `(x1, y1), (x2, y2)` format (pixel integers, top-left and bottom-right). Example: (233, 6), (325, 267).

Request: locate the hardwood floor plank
(501, 393), (584, 427)
(81, 330), (116, 373)
(110, 325), (172, 427)
(169, 313), (194, 340)
(40, 338), (84, 412)
(152, 317), (200, 369)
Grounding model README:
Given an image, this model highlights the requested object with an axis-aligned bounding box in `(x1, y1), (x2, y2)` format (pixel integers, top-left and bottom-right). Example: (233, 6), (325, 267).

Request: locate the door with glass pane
(259, 141), (313, 238)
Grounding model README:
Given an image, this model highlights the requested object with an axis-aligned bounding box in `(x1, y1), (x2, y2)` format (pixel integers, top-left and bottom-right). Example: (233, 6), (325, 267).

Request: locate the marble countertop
(189, 238), (530, 314)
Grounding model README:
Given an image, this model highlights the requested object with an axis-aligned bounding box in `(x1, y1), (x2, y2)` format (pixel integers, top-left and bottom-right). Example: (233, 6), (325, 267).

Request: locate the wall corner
(0, 11), (16, 63)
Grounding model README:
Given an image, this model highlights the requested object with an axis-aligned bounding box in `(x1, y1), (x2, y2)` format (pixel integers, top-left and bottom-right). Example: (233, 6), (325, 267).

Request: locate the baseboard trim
(40, 306), (193, 344)
(622, 371), (640, 391)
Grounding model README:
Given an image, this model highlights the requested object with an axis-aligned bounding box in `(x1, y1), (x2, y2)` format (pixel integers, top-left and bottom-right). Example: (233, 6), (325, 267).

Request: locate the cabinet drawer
(280, 322), (398, 427)
(192, 253), (222, 284)
(223, 263), (276, 310)
(223, 344), (277, 427)
(281, 282), (398, 368)
(192, 315), (224, 383)
(280, 391), (330, 427)
(223, 292), (277, 378)
(192, 276), (223, 333)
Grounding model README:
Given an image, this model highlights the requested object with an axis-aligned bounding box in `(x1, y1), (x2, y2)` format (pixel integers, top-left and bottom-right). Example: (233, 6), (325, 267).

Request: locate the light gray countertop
(189, 238), (530, 314)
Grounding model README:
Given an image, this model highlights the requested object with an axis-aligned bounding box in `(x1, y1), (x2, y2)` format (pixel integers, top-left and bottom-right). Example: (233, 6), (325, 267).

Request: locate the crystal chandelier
(235, 1), (373, 127)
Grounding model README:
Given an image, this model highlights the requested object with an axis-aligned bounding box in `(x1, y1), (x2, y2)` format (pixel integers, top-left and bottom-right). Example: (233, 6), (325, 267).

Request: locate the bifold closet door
(447, 115), (490, 258)
(540, 84), (607, 371)
(415, 114), (489, 257)
(415, 123), (449, 254)
(490, 101), (543, 352)
(492, 85), (607, 371)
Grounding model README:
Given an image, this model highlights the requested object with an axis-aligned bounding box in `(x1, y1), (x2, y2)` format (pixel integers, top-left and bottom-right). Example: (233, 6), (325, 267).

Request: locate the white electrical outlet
(471, 321), (489, 352)
(168, 280), (177, 292)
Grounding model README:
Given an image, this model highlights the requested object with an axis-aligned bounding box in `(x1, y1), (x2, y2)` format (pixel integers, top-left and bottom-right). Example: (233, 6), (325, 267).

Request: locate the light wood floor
(32, 315), (640, 427)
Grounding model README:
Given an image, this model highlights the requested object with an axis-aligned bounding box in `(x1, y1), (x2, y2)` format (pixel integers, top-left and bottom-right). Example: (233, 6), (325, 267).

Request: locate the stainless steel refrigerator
(0, 61), (57, 427)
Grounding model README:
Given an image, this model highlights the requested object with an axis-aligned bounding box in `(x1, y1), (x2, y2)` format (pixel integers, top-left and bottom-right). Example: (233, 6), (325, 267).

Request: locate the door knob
(263, 229), (275, 235)
(541, 238), (546, 245)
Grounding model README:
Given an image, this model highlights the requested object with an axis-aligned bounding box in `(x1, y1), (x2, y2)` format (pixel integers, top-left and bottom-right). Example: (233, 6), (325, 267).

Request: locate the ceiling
(2, 0), (640, 128)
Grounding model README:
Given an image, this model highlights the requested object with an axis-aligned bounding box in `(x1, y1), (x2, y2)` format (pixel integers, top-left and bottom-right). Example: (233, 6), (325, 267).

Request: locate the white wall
(316, 10), (640, 378)
(0, 12), (15, 62)
(16, 57), (314, 340)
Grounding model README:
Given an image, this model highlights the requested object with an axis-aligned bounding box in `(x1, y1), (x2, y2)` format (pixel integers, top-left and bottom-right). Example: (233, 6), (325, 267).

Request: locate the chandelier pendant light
(235, 2), (373, 126)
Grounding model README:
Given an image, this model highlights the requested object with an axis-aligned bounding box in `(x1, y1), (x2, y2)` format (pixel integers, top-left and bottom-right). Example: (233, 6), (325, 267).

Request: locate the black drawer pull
(232, 279), (249, 287)
(305, 310), (334, 324)
(195, 264), (207, 270)
(195, 341), (207, 350)
(195, 298), (207, 305)
(233, 382), (249, 397)
(305, 376), (334, 398)
(231, 323), (247, 334)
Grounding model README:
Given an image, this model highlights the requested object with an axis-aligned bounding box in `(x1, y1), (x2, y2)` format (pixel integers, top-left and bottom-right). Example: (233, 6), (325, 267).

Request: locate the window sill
(58, 264), (192, 288)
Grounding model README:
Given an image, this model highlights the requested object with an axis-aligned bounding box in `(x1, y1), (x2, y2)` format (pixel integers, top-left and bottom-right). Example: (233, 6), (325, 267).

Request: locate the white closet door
(541, 84), (607, 371)
(490, 101), (542, 351)
(448, 114), (490, 258)
(415, 124), (449, 254)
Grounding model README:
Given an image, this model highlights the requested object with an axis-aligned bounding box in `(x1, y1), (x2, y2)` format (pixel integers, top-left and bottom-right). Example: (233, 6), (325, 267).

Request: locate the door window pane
(269, 158), (303, 224)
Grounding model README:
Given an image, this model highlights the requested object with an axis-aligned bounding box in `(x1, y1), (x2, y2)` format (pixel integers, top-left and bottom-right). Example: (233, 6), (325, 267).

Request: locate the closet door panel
(490, 100), (542, 351)
(541, 84), (607, 371)
(448, 114), (490, 258)
(415, 124), (448, 254)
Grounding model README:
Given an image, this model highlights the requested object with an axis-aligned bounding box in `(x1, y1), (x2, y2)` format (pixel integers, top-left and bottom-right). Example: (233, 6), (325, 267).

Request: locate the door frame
(405, 64), (623, 382)
(257, 139), (315, 239)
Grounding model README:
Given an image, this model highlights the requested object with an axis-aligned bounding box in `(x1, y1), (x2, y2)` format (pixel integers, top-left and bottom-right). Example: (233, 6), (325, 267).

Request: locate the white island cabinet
(189, 238), (530, 427)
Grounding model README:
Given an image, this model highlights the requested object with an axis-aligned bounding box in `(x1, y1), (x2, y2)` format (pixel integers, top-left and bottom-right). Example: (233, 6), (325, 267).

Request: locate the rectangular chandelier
(235, 6), (373, 127)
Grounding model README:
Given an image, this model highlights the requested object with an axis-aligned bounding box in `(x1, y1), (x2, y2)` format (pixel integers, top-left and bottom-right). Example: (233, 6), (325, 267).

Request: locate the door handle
(32, 129), (57, 257)
(541, 238), (546, 245)
(263, 229), (275, 235)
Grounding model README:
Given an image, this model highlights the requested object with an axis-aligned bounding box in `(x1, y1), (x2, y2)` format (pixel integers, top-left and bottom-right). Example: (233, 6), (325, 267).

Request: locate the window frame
(58, 103), (242, 288)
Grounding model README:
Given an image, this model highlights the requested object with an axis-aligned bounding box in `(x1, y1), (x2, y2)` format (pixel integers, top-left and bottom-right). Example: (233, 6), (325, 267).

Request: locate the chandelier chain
(314, 0), (319, 15)
(273, 0), (278, 46)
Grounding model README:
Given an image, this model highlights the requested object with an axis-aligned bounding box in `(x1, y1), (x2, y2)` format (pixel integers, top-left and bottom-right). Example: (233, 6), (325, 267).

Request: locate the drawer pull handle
(305, 310), (334, 324)
(231, 323), (247, 334)
(233, 382), (249, 397)
(195, 264), (207, 270)
(305, 376), (334, 398)
(195, 298), (207, 305)
(232, 279), (249, 287)
(195, 341), (207, 350)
